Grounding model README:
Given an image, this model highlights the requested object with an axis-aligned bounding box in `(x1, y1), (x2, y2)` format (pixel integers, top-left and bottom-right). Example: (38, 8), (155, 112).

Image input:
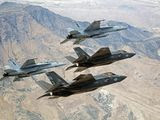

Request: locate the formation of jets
(0, 20), (135, 100)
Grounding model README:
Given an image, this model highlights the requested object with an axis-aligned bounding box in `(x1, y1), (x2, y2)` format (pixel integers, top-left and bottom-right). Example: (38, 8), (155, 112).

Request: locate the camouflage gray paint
(37, 71), (126, 99)
(66, 47), (135, 72)
(61, 20), (127, 44)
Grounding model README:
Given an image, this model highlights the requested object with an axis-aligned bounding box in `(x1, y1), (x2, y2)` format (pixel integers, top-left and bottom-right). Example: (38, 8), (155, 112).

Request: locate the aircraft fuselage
(76, 52), (135, 68)
(69, 26), (126, 39)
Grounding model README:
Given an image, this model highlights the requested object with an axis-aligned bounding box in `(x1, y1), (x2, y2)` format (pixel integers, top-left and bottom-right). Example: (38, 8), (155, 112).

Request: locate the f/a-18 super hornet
(60, 20), (127, 44)
(0, 58), (65, 81)
(36, 71), (126, 99)
(65, 47), (135, 72)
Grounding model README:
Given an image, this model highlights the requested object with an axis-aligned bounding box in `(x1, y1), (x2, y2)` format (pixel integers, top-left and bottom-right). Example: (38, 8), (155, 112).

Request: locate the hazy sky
(0, 0), (160, 29)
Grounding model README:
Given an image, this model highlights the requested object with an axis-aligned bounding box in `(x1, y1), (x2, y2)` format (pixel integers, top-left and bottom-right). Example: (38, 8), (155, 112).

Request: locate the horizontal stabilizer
(65, 56), (76, 63)
(91, 47), (111, 58)
(36, 80), (53, 91)
(13, 76), (21, 82)
(8, 58), (20, 69)
(103, 72), (116, 76)
(4, 69), (17, 73)
(74, 67), (87, 72)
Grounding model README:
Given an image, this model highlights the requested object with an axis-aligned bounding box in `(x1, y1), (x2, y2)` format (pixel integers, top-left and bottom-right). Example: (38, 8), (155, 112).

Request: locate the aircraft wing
(72, 74), (95, 84)
(70, 30), (80, 35)
(21, 59), (36, 69)
(73, 38), (85, 44)
(84, 20), (104, 32)
(13, 76), (21, 82)
(60, 30), (81, 44)
(65, 56), (76, 63)
(103, 72), (116, 76)
(60, 39), (70, 44)
(48, 96), (60, 99)
(0, 76), (8, 81)
(74, 67), (88, 72)
(91, 47), (111, 58)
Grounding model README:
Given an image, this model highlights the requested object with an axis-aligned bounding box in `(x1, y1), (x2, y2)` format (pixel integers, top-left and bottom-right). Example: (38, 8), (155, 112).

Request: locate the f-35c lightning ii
(0, 58), (65, 81)
(60, 20), (127, 44)
(36, 71), (126, 99)
(65, 47), (135, 72)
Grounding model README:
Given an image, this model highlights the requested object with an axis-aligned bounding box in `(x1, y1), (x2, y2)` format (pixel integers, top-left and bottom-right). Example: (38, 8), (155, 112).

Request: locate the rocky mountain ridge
(0, 2), (160, 61)
(0, 2), (160, 120)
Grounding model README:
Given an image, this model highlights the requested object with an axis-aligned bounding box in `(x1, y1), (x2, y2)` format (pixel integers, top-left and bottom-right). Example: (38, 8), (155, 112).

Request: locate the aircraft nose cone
(120, 76), (127, 80)
(130, 53), (136, 57)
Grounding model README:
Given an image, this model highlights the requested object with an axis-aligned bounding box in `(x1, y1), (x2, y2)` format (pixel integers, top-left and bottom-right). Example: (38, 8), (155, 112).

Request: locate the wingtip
(37, 93), (50, 100)
(60, 41), (64, 44)
(36, 97), (41, 100)
(0, 77), (5, 81)
(65, 65), (77, 71)
(48, 96), (59, 99)
(60, 39), (69, 44)
(74, 68), (81, 72)
(65, 67), (71, 71)
(74, 69), (80, 73)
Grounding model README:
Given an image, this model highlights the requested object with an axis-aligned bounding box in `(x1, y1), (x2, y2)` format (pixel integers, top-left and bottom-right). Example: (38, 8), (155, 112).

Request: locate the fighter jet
(36, 71), (126, 99)
(0, 58), (65, 81)
(65, 47), (135, 72)
(60, 20), (127, 44)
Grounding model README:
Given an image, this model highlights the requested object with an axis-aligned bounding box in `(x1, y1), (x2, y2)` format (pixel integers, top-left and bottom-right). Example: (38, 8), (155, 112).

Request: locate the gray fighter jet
(1, 59), (65, 81)
(60, 20), (127, 44)
(36, 71), (126, 99)
(65, 47), (135, 72)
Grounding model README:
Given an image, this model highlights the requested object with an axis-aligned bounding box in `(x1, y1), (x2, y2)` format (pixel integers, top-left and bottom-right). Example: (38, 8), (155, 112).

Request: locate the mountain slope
(0, 2), (160, 120)
(0, 2), (159, 61)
